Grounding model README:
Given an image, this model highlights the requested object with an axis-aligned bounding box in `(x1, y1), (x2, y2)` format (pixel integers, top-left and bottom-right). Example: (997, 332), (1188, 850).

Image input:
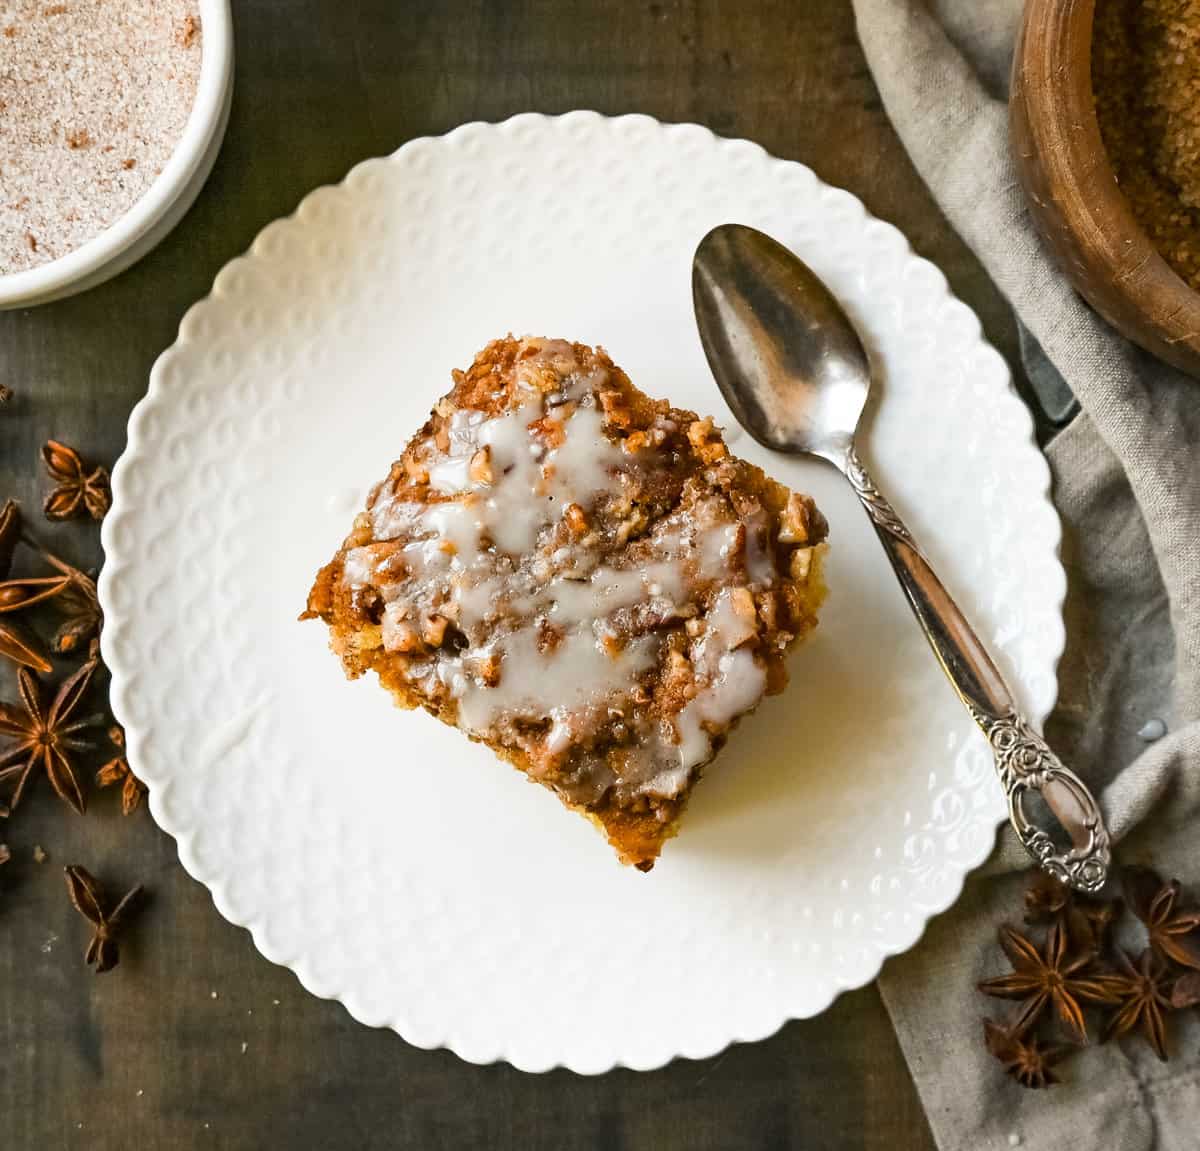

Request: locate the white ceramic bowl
(0, 0), (233, 309)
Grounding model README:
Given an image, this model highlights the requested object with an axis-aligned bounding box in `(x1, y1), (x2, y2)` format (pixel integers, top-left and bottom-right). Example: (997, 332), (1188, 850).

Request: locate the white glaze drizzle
(453, 629), (657, 737)
(353, 338), (782, 801)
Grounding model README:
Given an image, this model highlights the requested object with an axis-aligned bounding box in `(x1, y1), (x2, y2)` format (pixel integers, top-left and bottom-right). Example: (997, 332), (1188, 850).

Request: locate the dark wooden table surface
(0, 2), (1025, 1147)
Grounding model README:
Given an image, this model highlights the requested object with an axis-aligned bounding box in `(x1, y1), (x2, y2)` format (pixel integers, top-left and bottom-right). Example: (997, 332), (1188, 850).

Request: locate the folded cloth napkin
(847, 1), (1200, 1147)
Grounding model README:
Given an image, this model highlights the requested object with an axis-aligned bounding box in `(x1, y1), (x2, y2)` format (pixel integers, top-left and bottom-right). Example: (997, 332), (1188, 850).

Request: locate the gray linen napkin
(846, 1), (1200, 1147)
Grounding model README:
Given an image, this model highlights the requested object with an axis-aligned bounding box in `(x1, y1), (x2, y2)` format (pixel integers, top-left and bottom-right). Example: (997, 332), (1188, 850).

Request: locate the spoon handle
(844, 446), (1111, 893)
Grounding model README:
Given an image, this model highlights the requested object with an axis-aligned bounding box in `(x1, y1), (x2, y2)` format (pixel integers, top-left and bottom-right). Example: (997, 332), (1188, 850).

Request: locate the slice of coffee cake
(303, 336), (828, 869)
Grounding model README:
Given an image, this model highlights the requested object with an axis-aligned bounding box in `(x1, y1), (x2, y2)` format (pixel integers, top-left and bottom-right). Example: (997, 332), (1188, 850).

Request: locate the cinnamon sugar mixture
(0, 1), (201, 275)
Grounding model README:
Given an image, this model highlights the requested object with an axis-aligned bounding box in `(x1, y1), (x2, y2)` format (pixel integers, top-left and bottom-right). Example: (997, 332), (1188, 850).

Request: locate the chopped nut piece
(403, 456), (429, 484)
(728, 586), (756, 621)
(421, 615), (448, 647)
(790, 547), (814, 582)
(563, 502), (588, 536)
(468, 447), (494, 484)
(779, 493), (814, 544)
(667, 649), (691, 675)
(755, 590), (779, 631)
(687, 417), (729, 464)
(721, 587), (760, 648)
(614, 509), (648, 545)
(383, 620), (422, 654)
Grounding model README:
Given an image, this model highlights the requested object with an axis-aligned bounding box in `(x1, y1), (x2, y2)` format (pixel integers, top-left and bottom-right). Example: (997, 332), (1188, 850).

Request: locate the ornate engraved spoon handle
(844, 445), (1110, 893)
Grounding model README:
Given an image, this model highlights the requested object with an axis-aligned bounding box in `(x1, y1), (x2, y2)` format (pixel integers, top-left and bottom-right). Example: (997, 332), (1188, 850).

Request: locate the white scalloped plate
(99, 112), (1064, 1074)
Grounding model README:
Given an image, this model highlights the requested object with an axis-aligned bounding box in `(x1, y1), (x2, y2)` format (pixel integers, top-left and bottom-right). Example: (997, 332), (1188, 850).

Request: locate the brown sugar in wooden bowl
(1011, 0), (1200, 379)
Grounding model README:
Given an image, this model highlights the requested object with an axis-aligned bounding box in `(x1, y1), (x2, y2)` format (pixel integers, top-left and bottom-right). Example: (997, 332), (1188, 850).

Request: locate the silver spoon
(692, 223), (1110, 894)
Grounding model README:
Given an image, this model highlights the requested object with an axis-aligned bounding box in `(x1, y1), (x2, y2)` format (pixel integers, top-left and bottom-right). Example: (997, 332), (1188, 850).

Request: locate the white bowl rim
(0, 0), (233, 306)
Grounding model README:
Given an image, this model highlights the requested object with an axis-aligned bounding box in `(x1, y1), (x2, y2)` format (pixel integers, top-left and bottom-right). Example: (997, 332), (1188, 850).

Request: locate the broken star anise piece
(41, 440), (111, 522)
(978, 921), (1124, 1042)
(96, 724), (145, 814)
(0, 575), (71, 612)
(1171, 972), (1200, 1010)
(1022, 871), (1119, 954)
(0, 617), (53, 674)
(63, 864), (145, 973)
(1024, 872), (1071, 923)
(29, 549), (104, 655)
(1124, 866), (1200, 971)
(1104, 948), (1174, 1061)
(0, 499), (20, 579)
(983, 1019), (1070, 1089)
(0, 503), (61, 672)
(1068, 896), (1121, 954)
(0, 659), (101, 814)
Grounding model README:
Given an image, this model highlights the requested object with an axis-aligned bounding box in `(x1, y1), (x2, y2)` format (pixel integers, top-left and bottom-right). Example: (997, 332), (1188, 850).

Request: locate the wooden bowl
(1011, 0), (1200, 378)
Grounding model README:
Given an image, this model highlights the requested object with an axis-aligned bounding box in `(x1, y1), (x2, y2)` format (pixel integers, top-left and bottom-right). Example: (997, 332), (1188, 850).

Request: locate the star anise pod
(978, 922), (1124, 1042)
(0, 659), (101, 814)
(0, 843), (9, 866)
(0, 499), (19, 579)
(96, 724), (145, 814)
(41, 441), (111, 522)
(1104, 949), (1174, 1060)
(63, 864), (145, 973)
(0, 384), (12, 407)
(983, 1019), (1070, 1089)
(1124, 866), (1200, 970)
(1022, 871), (1119, 953)
(36, 549), (102, 654)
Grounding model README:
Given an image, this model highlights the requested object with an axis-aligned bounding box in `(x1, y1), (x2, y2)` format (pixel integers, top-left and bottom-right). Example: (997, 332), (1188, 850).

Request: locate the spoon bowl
(692, 223), (869, 467)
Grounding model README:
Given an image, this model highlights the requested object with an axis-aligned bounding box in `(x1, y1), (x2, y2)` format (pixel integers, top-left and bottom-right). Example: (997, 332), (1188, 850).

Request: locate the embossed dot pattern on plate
(99, 112), (1065, 1075)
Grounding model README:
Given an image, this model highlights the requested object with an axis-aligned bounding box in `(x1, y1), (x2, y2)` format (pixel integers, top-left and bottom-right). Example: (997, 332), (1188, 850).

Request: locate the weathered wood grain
(0, 2), (1029, 1146)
